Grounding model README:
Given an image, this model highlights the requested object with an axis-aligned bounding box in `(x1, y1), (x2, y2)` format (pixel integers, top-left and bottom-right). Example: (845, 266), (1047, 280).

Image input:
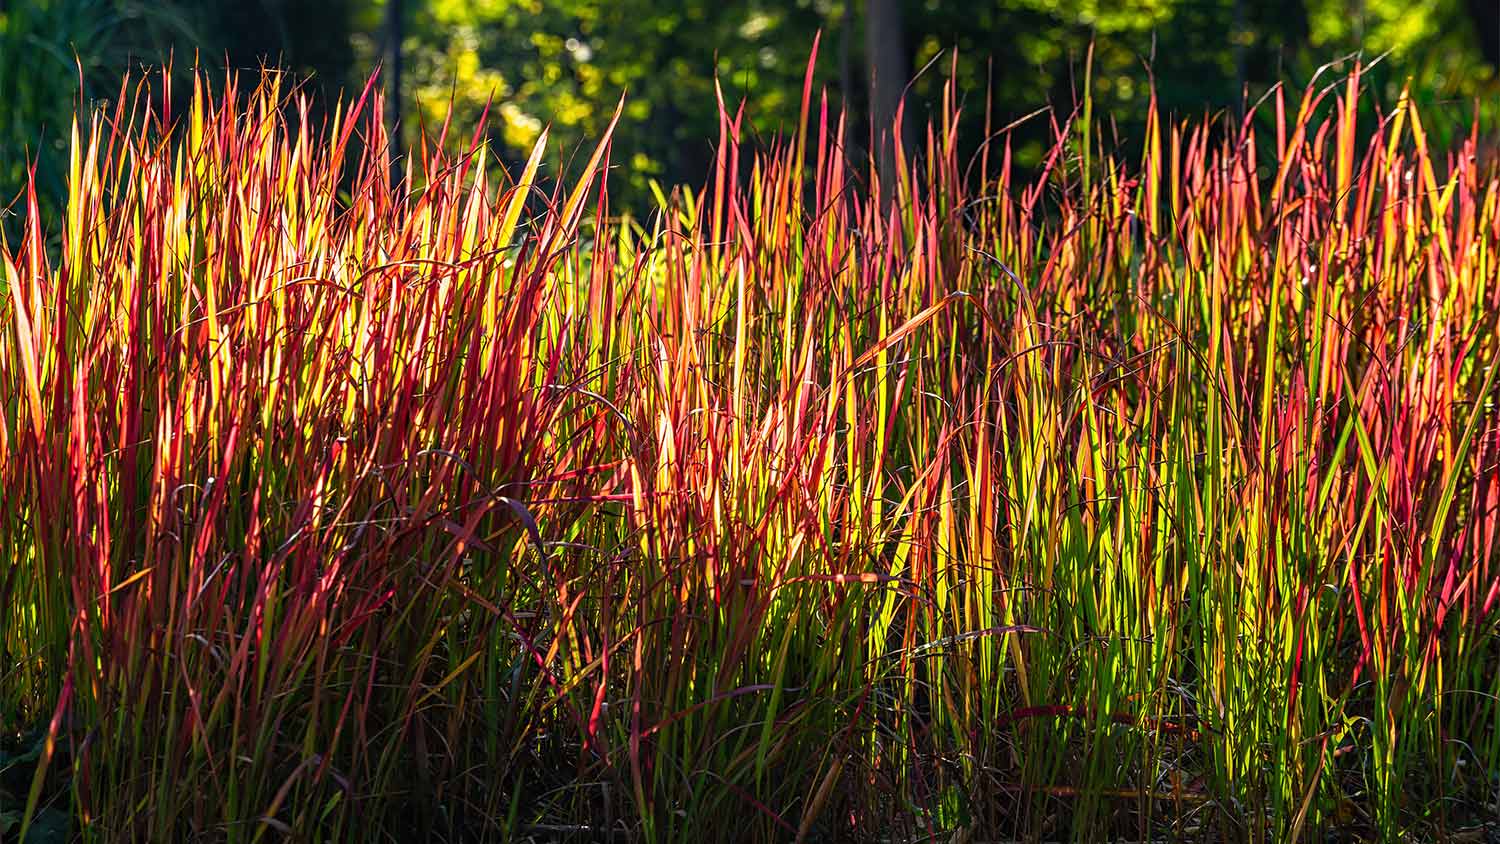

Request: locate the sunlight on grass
(2, 54), (1498, 841)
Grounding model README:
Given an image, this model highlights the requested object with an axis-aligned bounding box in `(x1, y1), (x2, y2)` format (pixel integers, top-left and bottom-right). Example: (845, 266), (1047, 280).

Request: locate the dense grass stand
(2, 59), (1498, 841)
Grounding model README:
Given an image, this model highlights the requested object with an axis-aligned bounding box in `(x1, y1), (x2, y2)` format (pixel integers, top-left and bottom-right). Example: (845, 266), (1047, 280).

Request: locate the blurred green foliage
(379, 0), (1496, 208)
(3, 0), (1497, 221)
(359, 0), (835, 193)
(0, 0), (194, 239)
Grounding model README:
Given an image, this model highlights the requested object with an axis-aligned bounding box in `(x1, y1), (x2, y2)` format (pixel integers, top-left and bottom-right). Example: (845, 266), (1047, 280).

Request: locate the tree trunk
(841, 0), (853, 156)
(384, 0), (404, 150)
(865, 0), (908, 206)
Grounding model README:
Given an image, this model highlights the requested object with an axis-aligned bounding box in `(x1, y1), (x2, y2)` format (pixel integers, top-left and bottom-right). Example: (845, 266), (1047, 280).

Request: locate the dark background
(3, 0), (1497, 221)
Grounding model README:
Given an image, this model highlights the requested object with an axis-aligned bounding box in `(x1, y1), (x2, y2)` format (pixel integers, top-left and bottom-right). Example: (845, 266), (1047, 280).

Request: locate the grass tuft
(3, 59), (1499, 841)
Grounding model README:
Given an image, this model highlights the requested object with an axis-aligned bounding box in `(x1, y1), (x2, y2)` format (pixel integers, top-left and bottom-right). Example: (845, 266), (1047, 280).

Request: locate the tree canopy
(4, 0), (1497, 219)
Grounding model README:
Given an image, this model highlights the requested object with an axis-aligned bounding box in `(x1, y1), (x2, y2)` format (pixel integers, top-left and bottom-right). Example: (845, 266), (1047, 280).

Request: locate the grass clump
(3, 56), (1499, 842)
